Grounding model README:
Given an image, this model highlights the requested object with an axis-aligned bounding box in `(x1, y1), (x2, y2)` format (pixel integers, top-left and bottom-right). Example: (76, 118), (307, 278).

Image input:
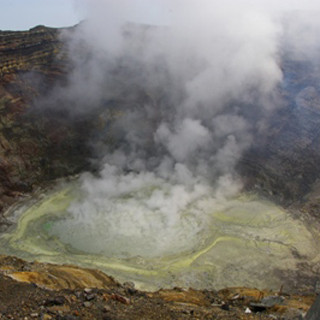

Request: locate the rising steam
(38, 1), (320, 259)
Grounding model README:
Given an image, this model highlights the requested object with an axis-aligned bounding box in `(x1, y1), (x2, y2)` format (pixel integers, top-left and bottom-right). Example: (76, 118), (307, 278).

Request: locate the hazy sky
(2, 0), (319, 31)
(0, 0), (82, 30)
(0, 0), (171, 31)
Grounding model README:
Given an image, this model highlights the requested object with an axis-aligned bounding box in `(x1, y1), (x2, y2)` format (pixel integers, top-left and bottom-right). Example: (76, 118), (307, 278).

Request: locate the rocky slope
(0, 26), (91, 217)
(0, 255), (314, 319)
(239, 58), (320, 204)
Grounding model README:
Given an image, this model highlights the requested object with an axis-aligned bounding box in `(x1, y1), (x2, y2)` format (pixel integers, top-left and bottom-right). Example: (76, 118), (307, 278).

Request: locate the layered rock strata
(0, 26), (90, 216)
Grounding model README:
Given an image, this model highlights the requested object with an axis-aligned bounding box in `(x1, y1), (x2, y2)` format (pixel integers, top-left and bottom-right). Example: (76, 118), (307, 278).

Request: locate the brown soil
(0, 256), (315, 320)
(0, 273), (313, 320)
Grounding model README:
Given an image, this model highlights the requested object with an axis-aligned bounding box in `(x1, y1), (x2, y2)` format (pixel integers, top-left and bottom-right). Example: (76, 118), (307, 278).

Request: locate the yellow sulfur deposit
(0, 182), (319, 291)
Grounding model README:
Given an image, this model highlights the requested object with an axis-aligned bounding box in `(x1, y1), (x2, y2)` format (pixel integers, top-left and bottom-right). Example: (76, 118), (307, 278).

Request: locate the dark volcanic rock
(0, 26), (91, 215)
(305, 294), (320, 320)
(239, 59), (320, 204)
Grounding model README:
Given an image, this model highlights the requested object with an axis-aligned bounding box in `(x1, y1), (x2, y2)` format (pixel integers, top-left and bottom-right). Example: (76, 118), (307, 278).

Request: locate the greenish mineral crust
(1, 183), (319, 292)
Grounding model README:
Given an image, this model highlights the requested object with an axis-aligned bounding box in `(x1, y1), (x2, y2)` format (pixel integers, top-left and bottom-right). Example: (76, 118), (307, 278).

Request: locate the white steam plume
(43, 0), (320, 257)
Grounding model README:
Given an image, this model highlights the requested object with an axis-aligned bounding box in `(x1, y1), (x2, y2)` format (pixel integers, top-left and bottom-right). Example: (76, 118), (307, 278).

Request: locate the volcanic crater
(0, 24), (320, 319)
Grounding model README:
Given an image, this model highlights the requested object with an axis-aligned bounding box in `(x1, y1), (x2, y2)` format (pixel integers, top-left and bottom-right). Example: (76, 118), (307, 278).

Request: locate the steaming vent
(1, 0), (320, 291)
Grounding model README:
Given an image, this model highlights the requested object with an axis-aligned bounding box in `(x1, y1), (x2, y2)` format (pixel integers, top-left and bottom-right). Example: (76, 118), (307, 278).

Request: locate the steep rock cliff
(0, 25), (90, 214)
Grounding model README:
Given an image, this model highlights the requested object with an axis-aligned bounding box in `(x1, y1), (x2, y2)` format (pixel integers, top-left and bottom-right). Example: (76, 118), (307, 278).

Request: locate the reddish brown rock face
(0, 26), (65, 101)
